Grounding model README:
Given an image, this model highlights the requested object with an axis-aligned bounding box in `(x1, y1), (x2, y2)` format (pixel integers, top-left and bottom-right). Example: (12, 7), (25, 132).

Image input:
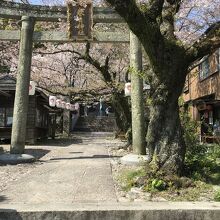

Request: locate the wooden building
(182, 48), (220, 142)
(0, 75), (56, 143)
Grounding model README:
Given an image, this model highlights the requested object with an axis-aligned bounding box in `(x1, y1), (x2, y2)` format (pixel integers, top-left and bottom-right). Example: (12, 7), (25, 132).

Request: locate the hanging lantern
(29, 81), (36, 96)
(75, 103), (80, 110)
(61, 101), (66, 109)
(66, 102), (71, 110)
(125, 83), (131, 96)
(49, 96), (57, 107)
(56, 99), (62, 108)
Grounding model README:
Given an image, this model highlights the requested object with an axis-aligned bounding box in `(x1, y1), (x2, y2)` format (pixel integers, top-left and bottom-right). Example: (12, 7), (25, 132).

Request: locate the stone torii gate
(0, 1), (145, 156)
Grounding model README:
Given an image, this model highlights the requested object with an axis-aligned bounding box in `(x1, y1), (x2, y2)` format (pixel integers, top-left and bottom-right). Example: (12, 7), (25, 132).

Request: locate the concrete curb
(0, 202), (220, 220)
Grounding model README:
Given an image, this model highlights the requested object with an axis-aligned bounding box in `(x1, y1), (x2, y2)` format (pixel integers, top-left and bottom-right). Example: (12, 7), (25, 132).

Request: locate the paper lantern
(75, 103), (80, 110)
(56, 99), (62, 108)
(49, 96), (56, 107)
(125, 83), (131, 96)
(61, 101), (66, 109)
(66, 102), (71, 110)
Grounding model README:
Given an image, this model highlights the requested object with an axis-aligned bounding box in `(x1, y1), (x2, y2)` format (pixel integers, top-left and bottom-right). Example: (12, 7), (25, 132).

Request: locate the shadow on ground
(24, 149), (50, 160)
(0, 195), (8, 203)
(0, 209), (23, 220)
(69, 152), (84, 154)
(50, 155), (121, 161)
(36, 137), (83, 147)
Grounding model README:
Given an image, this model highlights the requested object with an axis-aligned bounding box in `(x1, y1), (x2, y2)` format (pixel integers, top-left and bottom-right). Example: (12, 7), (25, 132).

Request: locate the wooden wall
(183, 49), (220, 103)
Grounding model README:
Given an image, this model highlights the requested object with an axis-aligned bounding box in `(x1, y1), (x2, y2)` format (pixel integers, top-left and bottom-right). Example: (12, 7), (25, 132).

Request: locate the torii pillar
(10, 16), (35, 154)
(130, 31), (146, 155)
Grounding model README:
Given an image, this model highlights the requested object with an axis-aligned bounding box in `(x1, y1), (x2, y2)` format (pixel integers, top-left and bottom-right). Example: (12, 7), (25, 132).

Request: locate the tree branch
(105, 0), (164, 66)
(187, 21), (220, 62)
(160, 0), (182, 40)
(140, 0), (164, 21)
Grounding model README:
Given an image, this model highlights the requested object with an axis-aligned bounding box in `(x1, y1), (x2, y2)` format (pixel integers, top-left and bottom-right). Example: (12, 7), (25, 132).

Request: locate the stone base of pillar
(0, 153), (35, 165)
(120, 153), (149, 166)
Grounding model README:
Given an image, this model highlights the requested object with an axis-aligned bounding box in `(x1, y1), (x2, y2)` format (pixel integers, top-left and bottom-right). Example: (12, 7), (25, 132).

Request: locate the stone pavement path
(0, 132), (122, 205)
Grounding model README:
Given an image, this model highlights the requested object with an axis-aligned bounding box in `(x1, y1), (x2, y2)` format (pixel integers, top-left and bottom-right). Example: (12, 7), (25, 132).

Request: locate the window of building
(6, 108), (13, 126)
(36, 108), (48, 128)
(199, 49), (220, 80)
(0, 107), (13, 127)
(0, 108), (5, 127)
(199, 58), (210, 80)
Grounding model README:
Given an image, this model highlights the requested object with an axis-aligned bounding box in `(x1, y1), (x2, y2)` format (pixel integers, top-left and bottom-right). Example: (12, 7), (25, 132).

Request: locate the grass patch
(118, 165), (216, 201)
(118, 168), (146, 192)
(214, 189), (220, 202)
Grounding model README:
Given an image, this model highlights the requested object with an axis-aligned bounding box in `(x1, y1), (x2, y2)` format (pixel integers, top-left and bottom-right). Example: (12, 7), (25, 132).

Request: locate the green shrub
(180, 109), (220, 183)
(119, 168), (146, 191)
(151, 179), (166, 191)
(214, 190), (220, 202)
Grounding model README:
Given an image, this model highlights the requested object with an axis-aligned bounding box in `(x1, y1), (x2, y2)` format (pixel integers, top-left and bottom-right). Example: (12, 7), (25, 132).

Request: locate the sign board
(29, 81), (36, 96)
(67, 1), (93, 40)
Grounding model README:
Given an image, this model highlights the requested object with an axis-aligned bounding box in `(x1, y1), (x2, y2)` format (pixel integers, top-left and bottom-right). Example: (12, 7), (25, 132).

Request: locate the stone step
(74, 116), (117, 132)
(0, 202), (220, 220)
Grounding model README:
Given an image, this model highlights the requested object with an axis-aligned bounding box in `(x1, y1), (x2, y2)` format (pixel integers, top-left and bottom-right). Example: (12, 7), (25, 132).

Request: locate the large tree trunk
(111, 91), (132, 143)
(146, 77), (186, 175)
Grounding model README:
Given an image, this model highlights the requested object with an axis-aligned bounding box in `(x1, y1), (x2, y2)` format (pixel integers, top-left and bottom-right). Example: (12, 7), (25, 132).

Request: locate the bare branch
(187, 21), (220, 62)
(160, 0), (182, 40)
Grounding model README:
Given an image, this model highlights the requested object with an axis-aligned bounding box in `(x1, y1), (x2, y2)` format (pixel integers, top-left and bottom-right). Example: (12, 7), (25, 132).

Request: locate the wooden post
(63, 96), (71, 136)
(10, 16), (35, 154)
(63, 109), (71, 136)
(130, 31), (146, 155)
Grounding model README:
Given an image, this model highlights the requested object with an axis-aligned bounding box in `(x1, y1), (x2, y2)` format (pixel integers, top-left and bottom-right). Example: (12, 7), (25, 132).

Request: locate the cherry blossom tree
(104, 0), (220, 175)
